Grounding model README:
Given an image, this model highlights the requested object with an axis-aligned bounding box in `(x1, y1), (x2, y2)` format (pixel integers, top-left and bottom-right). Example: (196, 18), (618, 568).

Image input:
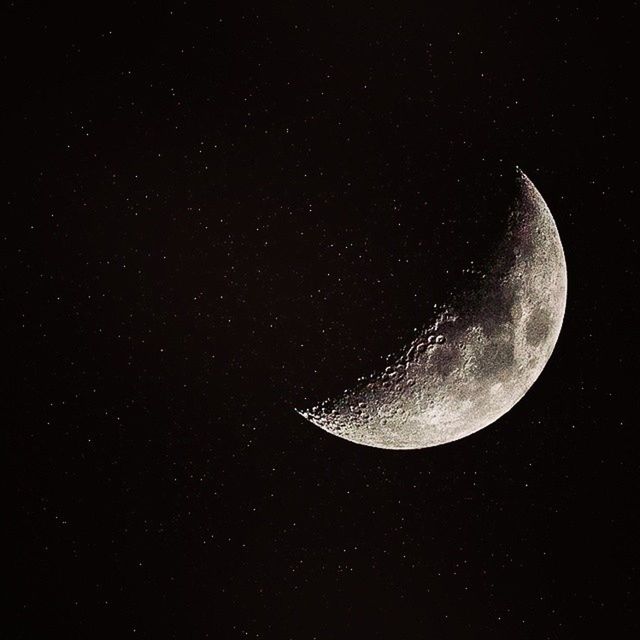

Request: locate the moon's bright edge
(297, 170), (567, 449)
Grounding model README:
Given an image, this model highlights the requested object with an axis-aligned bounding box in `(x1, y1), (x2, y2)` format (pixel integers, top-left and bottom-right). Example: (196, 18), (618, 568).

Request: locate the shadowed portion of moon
(297, 170), (567, 449)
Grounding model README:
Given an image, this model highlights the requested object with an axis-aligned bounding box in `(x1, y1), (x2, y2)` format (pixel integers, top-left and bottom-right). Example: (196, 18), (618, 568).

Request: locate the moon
(297, 170), (567, 449)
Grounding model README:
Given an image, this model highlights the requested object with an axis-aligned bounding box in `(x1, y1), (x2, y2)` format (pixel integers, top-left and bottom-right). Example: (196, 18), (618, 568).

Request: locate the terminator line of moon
(297, 170), (567, 449)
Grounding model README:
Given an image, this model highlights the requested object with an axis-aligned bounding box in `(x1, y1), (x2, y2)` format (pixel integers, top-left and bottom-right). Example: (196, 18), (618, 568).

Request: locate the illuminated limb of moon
(297, 170), (567, 449)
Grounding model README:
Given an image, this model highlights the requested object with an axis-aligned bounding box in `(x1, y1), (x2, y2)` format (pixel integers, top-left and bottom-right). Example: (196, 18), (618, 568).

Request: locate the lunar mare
(297, 171), (567, 449)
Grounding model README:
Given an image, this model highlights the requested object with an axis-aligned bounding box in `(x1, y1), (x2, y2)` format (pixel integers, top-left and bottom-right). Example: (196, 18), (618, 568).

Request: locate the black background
(6, 2), (638, 638)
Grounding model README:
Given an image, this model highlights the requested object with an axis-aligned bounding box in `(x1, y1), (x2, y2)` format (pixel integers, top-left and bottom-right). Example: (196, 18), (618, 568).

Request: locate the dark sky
(6, 3), (637, 638)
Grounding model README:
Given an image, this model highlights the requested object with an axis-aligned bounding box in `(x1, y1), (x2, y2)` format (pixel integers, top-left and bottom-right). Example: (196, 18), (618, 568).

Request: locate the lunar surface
(297, 170), (567, 449)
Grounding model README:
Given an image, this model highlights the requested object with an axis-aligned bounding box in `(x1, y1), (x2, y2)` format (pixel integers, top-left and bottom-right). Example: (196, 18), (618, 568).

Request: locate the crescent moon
(297, 170), (567, 449)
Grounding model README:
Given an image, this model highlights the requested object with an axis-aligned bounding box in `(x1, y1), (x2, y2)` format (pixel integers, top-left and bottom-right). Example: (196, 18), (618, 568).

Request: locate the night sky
(6, 3), (638, 638)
